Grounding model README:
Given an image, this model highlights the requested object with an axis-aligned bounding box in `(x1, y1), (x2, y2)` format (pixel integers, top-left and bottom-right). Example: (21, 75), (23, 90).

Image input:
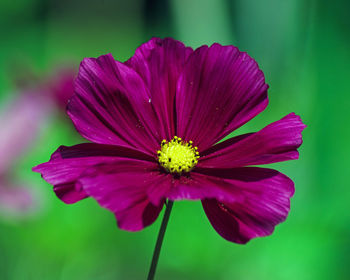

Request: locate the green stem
(147, 200), (174, 280)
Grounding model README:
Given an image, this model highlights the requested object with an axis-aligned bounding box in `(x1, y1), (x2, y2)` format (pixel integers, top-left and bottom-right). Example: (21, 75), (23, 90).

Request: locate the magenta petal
(53, 183), (87, 204)
(78, 161), (169, 231)
(126, 38), (193, 139)
(200, 167), (294, 244)
(176, 43), (268, 151)
(33, 143), (154, 204)
(68, 54), (164, 156)
(112, 200), (163, 232)
(167, 172), (241, 203)
(199, 113), (306, 168)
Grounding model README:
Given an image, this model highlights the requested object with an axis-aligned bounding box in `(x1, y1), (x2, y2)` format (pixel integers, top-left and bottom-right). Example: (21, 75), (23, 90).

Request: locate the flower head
(33, 38), (305, 243)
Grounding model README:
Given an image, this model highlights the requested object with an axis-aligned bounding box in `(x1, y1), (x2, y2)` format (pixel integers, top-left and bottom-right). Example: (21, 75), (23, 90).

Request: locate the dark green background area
(0, 0), (349, 279)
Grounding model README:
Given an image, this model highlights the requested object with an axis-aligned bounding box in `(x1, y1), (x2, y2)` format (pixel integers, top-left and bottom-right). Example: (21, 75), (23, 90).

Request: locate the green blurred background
(0, 0), (349, 279)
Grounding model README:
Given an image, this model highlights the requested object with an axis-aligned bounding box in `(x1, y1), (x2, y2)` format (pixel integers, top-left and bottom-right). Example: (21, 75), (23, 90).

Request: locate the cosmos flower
(33, 38), (305, 243)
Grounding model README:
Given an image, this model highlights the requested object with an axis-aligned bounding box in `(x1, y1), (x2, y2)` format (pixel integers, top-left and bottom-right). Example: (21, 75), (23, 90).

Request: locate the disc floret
(157, 136), (199, 174)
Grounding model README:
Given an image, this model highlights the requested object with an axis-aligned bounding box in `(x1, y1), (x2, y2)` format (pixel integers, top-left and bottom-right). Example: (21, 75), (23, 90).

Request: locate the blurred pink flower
(0, 68), (75, 218)
(46, 68), (75, 111)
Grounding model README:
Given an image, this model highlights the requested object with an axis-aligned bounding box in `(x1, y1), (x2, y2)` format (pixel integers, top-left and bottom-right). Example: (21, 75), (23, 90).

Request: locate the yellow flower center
(157, 136), (199, 174)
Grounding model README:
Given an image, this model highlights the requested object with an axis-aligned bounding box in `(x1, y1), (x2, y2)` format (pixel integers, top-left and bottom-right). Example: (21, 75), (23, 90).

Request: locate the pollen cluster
(157, 136), (199, 174)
